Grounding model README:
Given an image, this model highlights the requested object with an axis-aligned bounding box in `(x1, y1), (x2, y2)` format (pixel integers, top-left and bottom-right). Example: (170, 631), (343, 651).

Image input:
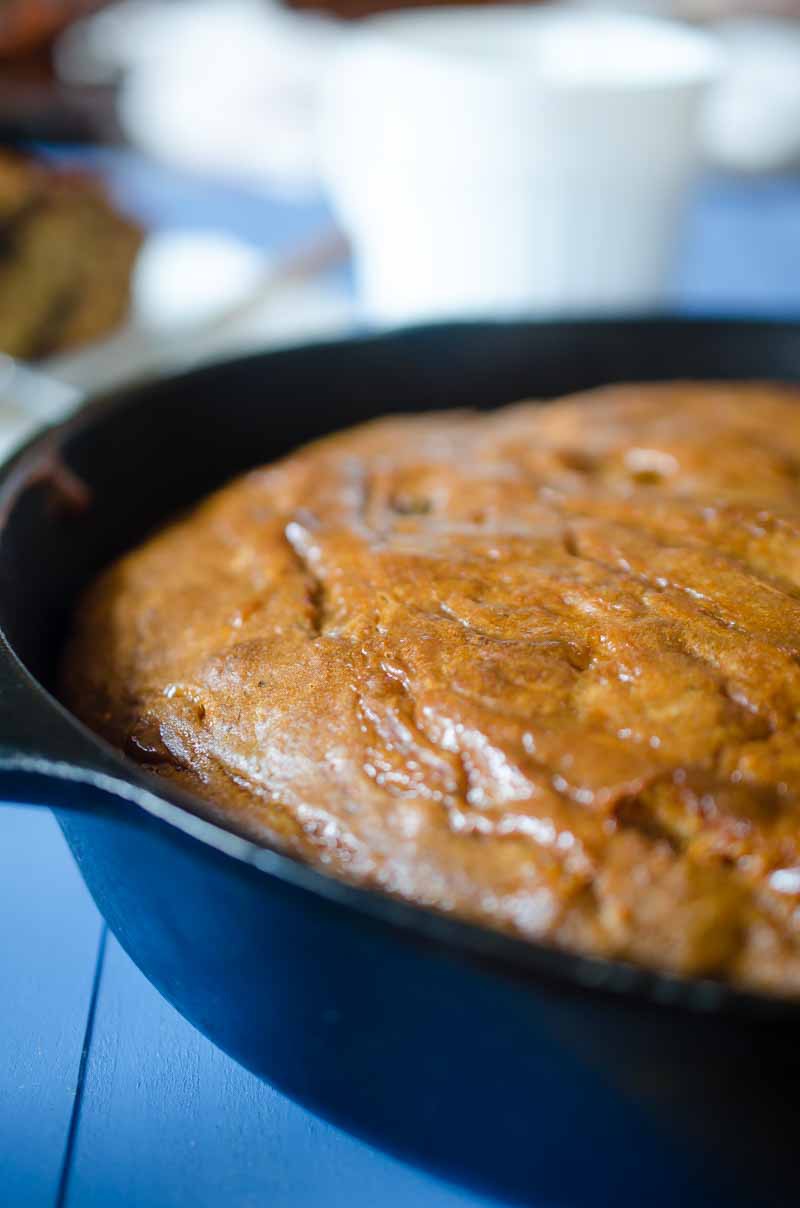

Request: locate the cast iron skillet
(2, 318), (800, 1208)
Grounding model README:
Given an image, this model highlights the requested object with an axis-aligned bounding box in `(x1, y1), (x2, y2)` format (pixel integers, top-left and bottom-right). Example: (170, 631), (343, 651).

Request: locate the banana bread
(0, 151), (142, 359)
(60, 382), (800, 994)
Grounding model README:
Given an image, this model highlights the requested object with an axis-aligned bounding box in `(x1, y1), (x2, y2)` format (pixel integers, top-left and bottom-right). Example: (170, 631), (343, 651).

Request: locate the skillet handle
(0, 356), (87, 806)
(0, 641), (246, 865)
(0, 362), (146, 812)
(0, 639), (122, 808)
(0, 640), (213, 844)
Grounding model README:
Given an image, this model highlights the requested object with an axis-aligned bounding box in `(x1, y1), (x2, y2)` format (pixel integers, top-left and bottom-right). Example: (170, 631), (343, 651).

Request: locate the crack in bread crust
(60, 382), (800, 996)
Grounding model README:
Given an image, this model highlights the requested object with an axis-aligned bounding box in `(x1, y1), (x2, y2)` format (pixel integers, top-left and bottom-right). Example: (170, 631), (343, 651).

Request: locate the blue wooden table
(3, 156), (800, 1208)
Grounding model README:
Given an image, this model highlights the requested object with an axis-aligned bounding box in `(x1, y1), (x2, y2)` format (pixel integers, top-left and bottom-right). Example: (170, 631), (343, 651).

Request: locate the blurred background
(1, 0), (800, 441)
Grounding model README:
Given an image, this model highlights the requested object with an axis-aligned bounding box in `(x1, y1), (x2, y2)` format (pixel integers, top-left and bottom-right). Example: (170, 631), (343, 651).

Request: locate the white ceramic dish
(320, 5), (721, 323)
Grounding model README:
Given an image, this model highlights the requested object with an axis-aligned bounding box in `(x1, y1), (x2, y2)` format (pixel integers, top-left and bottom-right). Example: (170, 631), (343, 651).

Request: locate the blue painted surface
(0, 809), (102, 1208)
(64, 934), (493, 1208)
(39, 145), (329, 251)
(40, 145), (352, 292)
(677, 174), (800, 315)
(3, 151), (800, 1206)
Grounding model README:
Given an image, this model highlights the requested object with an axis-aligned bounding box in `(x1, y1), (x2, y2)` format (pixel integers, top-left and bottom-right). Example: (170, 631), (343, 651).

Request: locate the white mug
(319, 6), (721, 324)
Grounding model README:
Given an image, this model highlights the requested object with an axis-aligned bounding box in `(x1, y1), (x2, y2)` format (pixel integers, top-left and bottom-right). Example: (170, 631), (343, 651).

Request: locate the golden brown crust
(60, 382), (800, 994)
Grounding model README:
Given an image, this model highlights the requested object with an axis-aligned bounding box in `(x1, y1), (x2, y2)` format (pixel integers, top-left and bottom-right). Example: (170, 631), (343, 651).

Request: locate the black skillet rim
(3, 314), (800, 1024)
